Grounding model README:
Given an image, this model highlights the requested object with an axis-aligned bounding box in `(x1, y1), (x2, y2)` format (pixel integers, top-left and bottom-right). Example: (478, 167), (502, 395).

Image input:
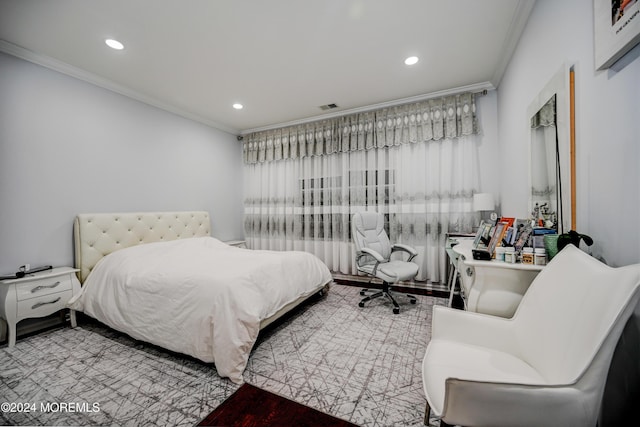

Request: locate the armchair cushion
(423, 339), (546, 416)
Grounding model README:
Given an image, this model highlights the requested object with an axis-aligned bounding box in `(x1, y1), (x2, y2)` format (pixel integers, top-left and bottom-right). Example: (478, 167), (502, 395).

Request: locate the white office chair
(421, 244), (640, 427)
(352, 211), (418, 314)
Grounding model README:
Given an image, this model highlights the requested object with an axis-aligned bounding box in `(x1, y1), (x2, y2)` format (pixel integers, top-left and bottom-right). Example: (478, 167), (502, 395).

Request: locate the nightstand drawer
(17, 289), (73, 318)
(15, 274), (73, 301)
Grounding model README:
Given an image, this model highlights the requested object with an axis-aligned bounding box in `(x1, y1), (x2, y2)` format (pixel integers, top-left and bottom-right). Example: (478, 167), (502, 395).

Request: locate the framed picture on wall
(594, 0), (640, 70)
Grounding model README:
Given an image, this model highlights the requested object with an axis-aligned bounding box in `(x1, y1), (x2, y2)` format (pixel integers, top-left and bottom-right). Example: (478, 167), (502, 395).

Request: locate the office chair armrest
(392, 244), (418, 262)
(357, 248), (385, 276)
(359, 248), (386, 263)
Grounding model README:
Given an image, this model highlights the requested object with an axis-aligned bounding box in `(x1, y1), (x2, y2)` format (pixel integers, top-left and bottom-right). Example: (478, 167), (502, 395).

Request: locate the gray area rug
(0, 284), (446, 426)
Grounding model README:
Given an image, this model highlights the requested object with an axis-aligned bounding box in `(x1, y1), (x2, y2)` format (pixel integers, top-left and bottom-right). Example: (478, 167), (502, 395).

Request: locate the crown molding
(490, 0), (536, 88)
(0, 39), (240, 135)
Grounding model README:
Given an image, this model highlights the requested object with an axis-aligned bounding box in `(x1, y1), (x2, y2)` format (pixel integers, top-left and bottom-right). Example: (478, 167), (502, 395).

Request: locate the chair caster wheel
(360, 290), (366, 296)
(410, 299), (417, 304)
(393, 308), (400, 314)
(359, 302), (365, 308)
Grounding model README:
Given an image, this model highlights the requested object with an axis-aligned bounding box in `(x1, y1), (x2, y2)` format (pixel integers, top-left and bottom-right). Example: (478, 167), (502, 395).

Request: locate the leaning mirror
(527, 64), (574, 233)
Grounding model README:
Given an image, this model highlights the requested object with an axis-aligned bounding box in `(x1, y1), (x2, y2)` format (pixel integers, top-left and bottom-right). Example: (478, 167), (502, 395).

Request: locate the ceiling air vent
(319, 103), (339, 111)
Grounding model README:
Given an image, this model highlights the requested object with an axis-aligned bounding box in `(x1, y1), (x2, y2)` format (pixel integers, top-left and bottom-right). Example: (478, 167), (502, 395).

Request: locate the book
(514, 223), (533, 251)
(532, 227), (557, 235)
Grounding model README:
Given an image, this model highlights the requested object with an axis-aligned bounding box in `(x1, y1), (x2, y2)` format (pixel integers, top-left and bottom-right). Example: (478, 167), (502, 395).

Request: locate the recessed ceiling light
(233, 103), (244, 110)
(105, 39), (124, 50)
(404, 56), (419, 65)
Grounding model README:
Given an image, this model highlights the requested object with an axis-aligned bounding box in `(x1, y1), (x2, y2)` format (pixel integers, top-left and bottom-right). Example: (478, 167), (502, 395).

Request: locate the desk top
(452, 239), (545, 272)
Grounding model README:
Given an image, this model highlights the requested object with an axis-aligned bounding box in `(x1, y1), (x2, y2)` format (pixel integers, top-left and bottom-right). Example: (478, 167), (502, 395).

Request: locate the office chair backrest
(352, 211), (391, 261)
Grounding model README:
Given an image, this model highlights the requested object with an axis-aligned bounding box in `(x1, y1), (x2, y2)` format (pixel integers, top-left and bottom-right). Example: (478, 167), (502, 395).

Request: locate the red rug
(198, 383), (359, 427)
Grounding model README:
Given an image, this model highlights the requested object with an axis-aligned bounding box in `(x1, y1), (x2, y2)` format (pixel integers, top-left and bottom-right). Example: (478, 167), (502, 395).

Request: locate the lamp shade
(473, 193), (495, 211)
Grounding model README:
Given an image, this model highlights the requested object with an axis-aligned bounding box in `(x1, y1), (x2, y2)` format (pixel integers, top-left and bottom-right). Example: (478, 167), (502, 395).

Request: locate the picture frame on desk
(498, 217), (515, 229)
(487, 222), (506, 255)
(473, 221), (493, 248)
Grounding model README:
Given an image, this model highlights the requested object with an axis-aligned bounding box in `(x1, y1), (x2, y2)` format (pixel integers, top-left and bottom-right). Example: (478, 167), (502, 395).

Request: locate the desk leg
(447, 266), (458, 307)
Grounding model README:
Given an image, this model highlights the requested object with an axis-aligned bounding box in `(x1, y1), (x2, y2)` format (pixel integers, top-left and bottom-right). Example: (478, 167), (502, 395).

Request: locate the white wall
(475, 89), (501, 204)
(0, 52), (244, 274)
(498, 0), (640, 267)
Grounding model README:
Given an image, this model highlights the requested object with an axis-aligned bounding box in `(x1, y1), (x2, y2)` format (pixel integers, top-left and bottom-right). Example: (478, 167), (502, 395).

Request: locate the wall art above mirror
(527, 63), (576, 234)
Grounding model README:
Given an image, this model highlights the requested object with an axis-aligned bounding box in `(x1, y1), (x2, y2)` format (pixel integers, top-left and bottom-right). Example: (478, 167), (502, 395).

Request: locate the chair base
(358, 282), (416, 314)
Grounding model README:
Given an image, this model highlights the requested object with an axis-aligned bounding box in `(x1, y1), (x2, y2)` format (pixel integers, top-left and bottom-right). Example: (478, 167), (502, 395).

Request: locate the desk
(453, 240), (544, 318)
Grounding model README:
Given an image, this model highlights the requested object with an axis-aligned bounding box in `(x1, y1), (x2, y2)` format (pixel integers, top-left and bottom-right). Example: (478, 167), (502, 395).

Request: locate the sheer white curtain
(244, 148), (382, 274)
(243, 93), (480, 284)
(390, 136), (479, 282)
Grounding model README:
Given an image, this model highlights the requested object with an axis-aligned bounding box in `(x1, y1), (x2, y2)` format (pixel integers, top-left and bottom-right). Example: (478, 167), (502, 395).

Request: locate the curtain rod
(240, 83), (493, 136)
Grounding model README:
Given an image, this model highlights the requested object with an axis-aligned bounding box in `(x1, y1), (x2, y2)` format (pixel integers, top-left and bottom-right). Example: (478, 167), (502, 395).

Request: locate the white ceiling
(0, 0), (534, 135)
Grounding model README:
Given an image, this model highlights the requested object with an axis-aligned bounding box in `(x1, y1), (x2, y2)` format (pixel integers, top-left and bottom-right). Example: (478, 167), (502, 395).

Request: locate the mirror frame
(527, 63), (576, 233)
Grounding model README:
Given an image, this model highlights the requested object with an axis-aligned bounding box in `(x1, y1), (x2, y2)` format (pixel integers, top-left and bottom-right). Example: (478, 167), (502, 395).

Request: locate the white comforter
(69, 237), (332, 383)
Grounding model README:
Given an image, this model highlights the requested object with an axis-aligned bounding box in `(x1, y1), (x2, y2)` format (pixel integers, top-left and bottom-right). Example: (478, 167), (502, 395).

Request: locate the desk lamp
(473, 193), (497, 225)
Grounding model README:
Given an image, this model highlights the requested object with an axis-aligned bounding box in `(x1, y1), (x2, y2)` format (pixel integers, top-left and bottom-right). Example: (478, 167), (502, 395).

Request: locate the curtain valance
(243, 92), (478, 164)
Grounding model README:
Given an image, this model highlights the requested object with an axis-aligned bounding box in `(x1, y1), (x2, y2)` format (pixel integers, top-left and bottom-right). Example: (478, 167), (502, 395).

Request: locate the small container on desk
(522, 247), (534, 265)
(534, 248), (547, 266)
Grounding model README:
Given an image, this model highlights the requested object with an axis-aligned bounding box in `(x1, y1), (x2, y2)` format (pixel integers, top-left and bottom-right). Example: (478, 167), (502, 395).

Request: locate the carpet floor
(0, 284), (447, 426)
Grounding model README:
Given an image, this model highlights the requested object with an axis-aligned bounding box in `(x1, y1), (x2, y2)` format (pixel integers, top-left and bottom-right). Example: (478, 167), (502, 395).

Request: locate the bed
(68, 211), (332, 384)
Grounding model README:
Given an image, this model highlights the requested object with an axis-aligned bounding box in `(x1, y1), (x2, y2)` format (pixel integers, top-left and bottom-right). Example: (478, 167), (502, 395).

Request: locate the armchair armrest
(431, 305), (516, 354)
(391, 243), (417, 261)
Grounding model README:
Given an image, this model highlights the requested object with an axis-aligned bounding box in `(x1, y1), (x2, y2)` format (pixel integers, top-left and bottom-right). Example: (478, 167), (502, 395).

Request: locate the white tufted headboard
(74, 211), (211, 283)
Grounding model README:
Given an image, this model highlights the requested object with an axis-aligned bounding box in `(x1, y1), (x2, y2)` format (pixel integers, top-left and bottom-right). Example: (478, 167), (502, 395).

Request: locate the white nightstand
(224, 240), (247, 249)
(0, 267), (81, 347)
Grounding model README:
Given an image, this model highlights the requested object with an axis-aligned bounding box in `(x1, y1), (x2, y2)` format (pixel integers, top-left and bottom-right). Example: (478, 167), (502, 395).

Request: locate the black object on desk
(472, 248), (492, 261)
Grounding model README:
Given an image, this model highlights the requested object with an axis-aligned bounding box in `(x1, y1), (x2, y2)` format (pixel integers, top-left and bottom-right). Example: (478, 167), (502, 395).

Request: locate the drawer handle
(31, 281), (61, 293)
(31, 297), (61, 310)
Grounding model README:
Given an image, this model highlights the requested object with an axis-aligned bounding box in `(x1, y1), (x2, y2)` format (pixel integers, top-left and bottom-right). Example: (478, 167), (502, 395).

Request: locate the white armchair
(422, 244), (640, 427)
